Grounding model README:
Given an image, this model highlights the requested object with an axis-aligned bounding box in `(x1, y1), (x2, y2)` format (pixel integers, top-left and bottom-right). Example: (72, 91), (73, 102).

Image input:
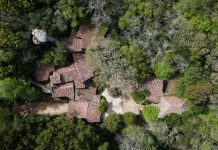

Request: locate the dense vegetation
(0, 0), (218, 149)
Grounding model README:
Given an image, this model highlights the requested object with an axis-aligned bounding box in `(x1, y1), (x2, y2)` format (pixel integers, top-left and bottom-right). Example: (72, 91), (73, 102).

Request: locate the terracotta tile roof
(65, 26), (95, 52)
(50, 64), (84, 86)
(140, 77), (163, 103)
(66, 31), (83, 52)
(35, 64), (55, 82)
(77, 25), (95, 48)
(52, 83), (74, 99)
(167, 80), (177, 95)
(73, 53), (94, 82)
(74, 79), (86, 88)
(68, 100), (89, 118)
(50, 74), (61, 84)
(68, 95), (101, 123)
(75, 86), (97, 102)
(50, 54), (93, 88)
(158, 96), (186, 118)
(86, 95), (101, 122)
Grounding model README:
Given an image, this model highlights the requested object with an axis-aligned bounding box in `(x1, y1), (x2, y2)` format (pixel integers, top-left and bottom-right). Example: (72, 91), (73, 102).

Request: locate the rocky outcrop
(32, 29), (55, 44)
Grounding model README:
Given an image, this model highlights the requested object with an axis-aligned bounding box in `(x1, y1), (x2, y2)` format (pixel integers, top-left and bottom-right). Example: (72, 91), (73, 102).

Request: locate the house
(140, 77), (163, 103)
(66, 26), (95, 52)
(51, 83), (74, 99)
(158, 96), (187, 118)
(48, 52), (100, 122)
(35, 64), (55, 82)
(34, 26), (101, 123)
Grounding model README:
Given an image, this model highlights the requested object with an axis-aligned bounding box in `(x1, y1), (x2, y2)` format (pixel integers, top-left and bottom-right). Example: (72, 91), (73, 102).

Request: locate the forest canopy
(0, 0), (218, 150)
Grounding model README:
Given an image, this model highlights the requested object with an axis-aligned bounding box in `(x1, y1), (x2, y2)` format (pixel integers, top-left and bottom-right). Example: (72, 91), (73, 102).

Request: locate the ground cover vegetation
(0, 0), (218, 149)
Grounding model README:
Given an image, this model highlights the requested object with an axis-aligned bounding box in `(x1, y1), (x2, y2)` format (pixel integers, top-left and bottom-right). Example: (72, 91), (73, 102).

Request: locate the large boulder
(32, 29), (55, 44)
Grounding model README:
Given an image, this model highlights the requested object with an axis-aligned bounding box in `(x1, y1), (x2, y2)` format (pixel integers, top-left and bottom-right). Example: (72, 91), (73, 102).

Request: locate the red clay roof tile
(75, 86), (97, 102)
(52, 83), (74, 99)
(86, 95), (101, 122)
(158, 96), (186, 118)
(35, 64), (55, 82)
(140, 77), (163, 103)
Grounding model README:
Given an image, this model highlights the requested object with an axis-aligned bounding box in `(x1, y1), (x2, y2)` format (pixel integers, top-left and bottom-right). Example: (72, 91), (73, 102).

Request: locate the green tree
(86, 38), (137, 94)
(0, 78), (40, 102)
(154, 54), (177, 80)
(148, 121), (180, 147)
(36, 115), (100, 150)
(0, 50), (14, 63)
(56, 0), (85, 28)
(0, 23), (22, 49)
(101, 113), (124, 133)
(39, 42), (70, 67)
(184, 81), (213, 105)
(154, 61), (174, 80)
(88, 0), (124, 26)
(118, 125), (157, 150)
(0, 65), (15, 79)
(0, 115), (52, 150)
(120, 43), (150, 82)
(123, 112), (137, 126)
(98, 96), (108, 113)
(175, 111), (218, 149)
(142, 105), (159, 122)
(0, 106), (11, 128)
(131, 89), (150, 104)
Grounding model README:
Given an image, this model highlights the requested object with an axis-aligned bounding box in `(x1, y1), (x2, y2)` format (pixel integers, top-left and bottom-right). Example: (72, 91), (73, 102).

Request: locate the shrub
(162, 113), (183, 127)
(97, 26), (108, 37)
(98, 96), (108, 113)
(101, 113), (124, 133)
(98, 142), (109, 150)
(130, 90), (150, 104)
(109, 87), (121, 97)
(123, 112), (137, 126)
(142, 105), (159, 122)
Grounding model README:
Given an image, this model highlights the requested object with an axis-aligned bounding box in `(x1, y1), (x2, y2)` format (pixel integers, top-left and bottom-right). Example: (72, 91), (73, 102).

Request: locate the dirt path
(13, 102), (69, 116)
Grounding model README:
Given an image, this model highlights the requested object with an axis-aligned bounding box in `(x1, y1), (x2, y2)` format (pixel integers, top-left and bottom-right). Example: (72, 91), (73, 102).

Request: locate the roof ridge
(74, 60), (83, 81)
